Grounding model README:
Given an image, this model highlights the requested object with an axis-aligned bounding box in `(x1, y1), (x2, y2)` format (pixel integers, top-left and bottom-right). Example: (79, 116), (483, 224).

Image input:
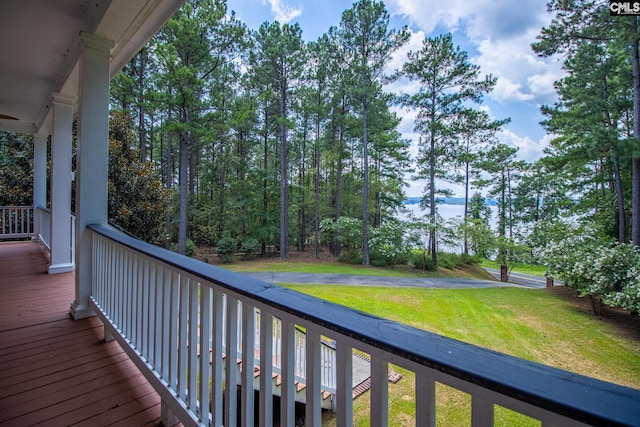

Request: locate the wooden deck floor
(0, 241), (166, 427)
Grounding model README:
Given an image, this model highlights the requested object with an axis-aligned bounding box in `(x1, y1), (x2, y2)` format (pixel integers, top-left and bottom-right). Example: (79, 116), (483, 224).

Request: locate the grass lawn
(211, 255), (496, 280)
(283, 284), (640, 426)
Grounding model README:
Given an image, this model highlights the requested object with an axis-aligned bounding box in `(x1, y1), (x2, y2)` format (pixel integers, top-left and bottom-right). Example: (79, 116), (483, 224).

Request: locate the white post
(70, 32), (114, 320)
(32, 133), (48, 241)
(49, 93), (75, 274)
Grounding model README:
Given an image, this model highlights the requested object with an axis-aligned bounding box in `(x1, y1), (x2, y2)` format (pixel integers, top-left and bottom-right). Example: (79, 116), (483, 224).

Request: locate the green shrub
(338, 250), (363, 265)
(409, 251), (438, 271)
(170, 239), (196, 257)
(240, 238), (260, 260)
(438, 252), (465, 269)
(186, 239), (196, 257)
(217, 235), (237, 263)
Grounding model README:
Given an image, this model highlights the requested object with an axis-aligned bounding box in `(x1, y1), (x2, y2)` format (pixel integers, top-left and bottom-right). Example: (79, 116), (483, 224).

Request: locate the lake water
(401, 203), (499, 230)
(400, 203), (499, 253)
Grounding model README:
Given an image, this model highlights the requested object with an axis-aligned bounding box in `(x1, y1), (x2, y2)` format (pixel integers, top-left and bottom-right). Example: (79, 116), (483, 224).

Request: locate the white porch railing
(87, 224), (640, 427)
(0, 206), (33, 239)
(34, 207), (76, 263)
(35, 207), (51, 252)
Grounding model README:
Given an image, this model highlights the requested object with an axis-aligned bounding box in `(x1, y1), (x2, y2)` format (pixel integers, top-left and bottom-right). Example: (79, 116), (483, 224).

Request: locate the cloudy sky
(225, 0), (565, 197)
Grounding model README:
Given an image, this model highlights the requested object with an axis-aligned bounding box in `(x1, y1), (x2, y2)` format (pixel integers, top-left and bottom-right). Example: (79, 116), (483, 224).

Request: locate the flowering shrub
(369, 221), (412, 266)
(536, 230), (640, 313)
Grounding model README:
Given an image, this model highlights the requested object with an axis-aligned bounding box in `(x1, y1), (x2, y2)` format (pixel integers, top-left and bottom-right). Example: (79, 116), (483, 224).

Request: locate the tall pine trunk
(429, 133), (437, 264)
(362, 99), (370, 265)
(178, 128), (189, 255)
(279, 85), (289, 260)
(632, 17), (640, 246)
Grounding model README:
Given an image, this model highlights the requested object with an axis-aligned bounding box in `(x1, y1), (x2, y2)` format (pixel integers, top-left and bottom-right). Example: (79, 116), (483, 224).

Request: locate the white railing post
(370, 356), (389, 427)
(472, 395), (494, 427)
(259, 311), (274, 427)
(241, 302), (256, 427)
(280, 320), (296, 426)
(225, 296), (239, 427)
(212, 288), (224, 427)
(305, 329), (322, 427)
(336, 341), (353, 427)
(415, 372), (436, 427)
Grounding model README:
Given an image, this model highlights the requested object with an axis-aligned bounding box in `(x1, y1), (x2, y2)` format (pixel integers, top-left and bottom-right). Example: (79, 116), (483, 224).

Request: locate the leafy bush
(369, 220), (412, 267)
(320, 217), (363, 251)
(338, 250), (363, 265)
(409, 250), (438, 271)
(240, 238), (260, 260)
(171, 239), (196, 257)
(216, 235), (237, 263)
(185, 239), (196, 257)
(437, 252), (465, 269)
(536, 229), (640, 314)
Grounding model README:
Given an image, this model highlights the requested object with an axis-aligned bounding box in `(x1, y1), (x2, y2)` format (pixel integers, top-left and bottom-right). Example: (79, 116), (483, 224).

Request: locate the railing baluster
(472, 395), (494, 427)
(280, 319), (296, 427)
(225, 296), (239, 427)
(199, 286), (212, 423)
(370, 355), (389, 427)
(135, 254), (142, 347)
(415, 371), (436, 427)
(211, 288), (224, 427)
(336, 341), (353, 427)
(178, 274), (189, 400)
(168, 270), (179, 391)
(124, 250), (132, 338)
(161, 268), (171, 382)
(259, 310), (273, 427)
(305, 328), (322, 427)
(241, 301), (255, 427)
(146, 260), (155, 365)
(139, 258), (151, 360)
(188, 279), (199, 411)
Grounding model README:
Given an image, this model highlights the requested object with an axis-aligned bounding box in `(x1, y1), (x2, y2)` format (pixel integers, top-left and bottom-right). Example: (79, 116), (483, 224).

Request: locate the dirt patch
(546, 286), (640, 343)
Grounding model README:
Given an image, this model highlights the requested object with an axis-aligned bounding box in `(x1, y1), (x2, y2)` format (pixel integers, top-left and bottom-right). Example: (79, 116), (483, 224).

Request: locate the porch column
(32, 133), (47, 241)
(49, 93), (75, 274)
(70, 33), (114, 320)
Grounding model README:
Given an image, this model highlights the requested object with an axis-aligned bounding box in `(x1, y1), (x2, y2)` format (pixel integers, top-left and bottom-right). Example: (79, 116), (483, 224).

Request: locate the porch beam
(49, 93), (75, 274)
(71, 32), (114, 320)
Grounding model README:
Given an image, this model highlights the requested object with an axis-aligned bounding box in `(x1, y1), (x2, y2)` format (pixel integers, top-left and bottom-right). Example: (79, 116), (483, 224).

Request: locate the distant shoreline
(404, 197), (497, 206)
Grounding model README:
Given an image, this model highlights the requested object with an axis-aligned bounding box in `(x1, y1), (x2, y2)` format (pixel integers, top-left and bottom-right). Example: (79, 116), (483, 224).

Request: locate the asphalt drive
(242, 270), (547, 289)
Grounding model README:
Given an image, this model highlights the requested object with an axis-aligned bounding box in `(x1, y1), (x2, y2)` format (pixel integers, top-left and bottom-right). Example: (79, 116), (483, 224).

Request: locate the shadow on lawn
(548, 286), (640, 343)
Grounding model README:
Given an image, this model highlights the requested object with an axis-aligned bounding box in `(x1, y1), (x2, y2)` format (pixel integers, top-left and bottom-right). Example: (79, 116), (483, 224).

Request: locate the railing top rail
(89, 223), (640, 427)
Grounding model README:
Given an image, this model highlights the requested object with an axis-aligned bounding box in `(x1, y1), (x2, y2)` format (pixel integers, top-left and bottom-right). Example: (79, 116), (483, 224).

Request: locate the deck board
(0, 241), (169, 426)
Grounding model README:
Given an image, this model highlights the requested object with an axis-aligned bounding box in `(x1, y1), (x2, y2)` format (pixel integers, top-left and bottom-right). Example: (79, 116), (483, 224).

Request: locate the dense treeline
(110, 0), (514, 265)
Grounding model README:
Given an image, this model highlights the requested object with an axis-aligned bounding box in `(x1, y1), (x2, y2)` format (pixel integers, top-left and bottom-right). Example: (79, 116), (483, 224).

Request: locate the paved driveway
(242, 272), (523, 289)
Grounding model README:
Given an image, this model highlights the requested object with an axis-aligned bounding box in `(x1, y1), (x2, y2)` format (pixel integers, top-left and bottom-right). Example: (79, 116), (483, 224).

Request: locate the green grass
(216, 258), (496, 281)
(283, 284), (640, 426)
(220, 259), (433, 277)
(480, 259), (549, 277)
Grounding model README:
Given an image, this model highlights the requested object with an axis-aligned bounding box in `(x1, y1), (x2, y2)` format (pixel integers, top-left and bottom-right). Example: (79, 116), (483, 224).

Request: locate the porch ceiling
(0, 0), (185, 135)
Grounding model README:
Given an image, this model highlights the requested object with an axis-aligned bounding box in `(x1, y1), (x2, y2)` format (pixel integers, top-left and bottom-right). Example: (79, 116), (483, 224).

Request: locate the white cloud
(472, 32), (565, 104)
(386, 0), (565, 105)
(498, 128), (549, 163)
(388, 0), (546, 39)
(263, 0), (302, 23)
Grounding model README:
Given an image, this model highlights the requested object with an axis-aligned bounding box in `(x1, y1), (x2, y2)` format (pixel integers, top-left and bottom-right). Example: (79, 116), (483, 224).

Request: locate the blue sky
(225, 0), (565, 197)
